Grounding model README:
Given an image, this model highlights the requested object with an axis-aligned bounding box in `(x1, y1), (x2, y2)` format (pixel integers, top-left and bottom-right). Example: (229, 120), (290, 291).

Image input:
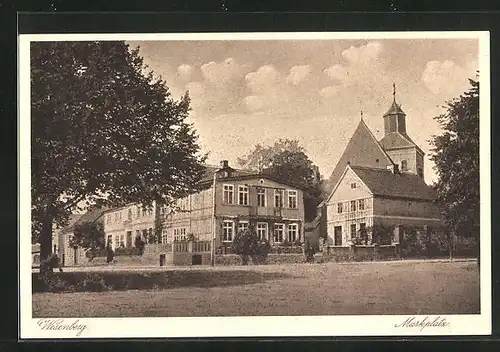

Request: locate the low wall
(215, 254), (305, 266)
(323, 245), (399, 262)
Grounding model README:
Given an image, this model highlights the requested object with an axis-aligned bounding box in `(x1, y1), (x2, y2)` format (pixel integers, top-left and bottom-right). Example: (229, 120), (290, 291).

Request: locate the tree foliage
(430, 79), (479, 244)
(70, 220), (106, 261)
(31, 41), (207, 266)
(237, 139), (324, 222)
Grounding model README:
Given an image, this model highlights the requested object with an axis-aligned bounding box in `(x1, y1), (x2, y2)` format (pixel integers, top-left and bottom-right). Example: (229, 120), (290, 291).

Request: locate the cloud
(186, 81), (205, 97)
(245, 65), (280, 93)
(319, 86), (341, 98)
(244, 95), (265, 111)
(421, 60), (476, 96)
(286, 65), (311, 85)
(341, 41), (383, 65)
(177, 64), (193, 81)
(200, 57), (246, 87)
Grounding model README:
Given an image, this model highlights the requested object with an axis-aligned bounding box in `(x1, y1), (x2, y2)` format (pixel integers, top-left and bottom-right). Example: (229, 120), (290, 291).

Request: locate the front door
(334, 226), (342, 246)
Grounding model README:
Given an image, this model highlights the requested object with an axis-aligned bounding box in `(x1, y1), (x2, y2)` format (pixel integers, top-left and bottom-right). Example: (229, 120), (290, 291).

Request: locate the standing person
(106, 239), (114, 264)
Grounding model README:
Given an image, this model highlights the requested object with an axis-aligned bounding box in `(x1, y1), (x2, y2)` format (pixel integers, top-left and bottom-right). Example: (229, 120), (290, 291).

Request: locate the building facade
(326, 165), (441, 246)
(164, 161), (306, 248)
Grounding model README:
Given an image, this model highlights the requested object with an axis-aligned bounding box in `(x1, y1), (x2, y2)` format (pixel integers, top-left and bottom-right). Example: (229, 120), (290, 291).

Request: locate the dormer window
(350, 183), (357, 189)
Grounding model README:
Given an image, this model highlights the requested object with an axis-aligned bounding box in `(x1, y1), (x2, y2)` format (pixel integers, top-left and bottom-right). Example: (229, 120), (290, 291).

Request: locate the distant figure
(106, 241), (114, 264)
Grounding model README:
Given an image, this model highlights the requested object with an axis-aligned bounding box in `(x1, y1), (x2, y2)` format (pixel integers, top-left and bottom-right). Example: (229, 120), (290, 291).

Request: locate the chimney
(220, 160), (229, 169)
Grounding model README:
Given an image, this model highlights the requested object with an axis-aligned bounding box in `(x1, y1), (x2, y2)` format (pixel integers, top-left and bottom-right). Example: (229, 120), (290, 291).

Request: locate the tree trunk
(39, 217), (53, 275)
(448, 231), (453, 262)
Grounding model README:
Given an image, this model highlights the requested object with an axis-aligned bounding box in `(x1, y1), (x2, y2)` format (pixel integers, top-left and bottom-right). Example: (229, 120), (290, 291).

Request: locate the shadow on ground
(32, 270), (296, 293)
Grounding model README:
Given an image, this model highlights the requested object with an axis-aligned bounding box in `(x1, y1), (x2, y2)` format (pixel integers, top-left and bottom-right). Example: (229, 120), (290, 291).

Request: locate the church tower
(379, 84), (425, 179)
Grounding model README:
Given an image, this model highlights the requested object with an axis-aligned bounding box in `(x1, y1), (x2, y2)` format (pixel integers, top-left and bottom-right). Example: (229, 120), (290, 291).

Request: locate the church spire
(383, 83), (406, 135)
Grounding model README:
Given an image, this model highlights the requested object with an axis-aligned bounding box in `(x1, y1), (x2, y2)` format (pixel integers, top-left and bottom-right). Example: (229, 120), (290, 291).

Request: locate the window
(128, 209), (132, 220)
(401, 159), (408, 171)
(180, 228), (186, 241)
(114, 235), (120, 248)
(148, 208), (153, 216)
(257, 222), (268, 240)
(350, 200), (356, 212)
(238, 221), (249, 234)
(274, 223), (284, 243)
(358, 199), (365, 211)
(119, 234), (125, 247)
(114, 213), (118, 222)
(173, 228), (180, 241)
(223, 184), (234, 205)
(142, 208), (146, 217)
(274, 189), (284, 208)
(288, 224), (298, 243)
(161, 229), (168, 244)
(350, 182), (357, 189)
(222, 220), (234, 242)
(238, 185), (249, 205)
(135, 230), (141, 242)
(257, 188), (266, 207)
(288, 190), (297, 209)
(107, 235), (112, 246)
(118, 212), (122, 220)
(350, 224), (357, 241)
(107, 215), (111, 224)
(148, 228), (153, 243)
(337, 202), (343, 214)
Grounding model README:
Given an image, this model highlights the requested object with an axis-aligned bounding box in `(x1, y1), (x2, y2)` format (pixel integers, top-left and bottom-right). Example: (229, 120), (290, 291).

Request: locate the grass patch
(32, 261), (480, 317)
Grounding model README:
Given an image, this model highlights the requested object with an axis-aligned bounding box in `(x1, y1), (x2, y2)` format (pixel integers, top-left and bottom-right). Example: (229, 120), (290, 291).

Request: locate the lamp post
(210, 168), (221, 266)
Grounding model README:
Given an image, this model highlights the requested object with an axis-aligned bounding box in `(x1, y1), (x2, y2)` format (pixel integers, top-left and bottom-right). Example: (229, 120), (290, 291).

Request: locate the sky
(127, 38), (479, 185)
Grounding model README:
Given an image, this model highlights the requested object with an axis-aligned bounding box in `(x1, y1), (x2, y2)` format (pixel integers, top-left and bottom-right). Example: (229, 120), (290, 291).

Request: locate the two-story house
(163, 160), (306, 248)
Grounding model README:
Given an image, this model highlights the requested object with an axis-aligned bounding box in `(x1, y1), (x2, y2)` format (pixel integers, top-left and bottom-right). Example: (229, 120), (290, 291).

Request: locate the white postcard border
(19, 30), (491, 339)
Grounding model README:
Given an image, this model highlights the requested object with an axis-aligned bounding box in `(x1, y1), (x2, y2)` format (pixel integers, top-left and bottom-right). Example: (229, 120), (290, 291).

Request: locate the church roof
(379, 132), (425, 155)
(350, 165), (436, 201)
(324, 119), (394, 195)
(384, 100), (406, 116)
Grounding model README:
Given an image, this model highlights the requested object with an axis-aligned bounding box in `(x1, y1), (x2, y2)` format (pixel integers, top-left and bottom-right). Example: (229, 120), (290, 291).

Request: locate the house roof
(379, 132), (425, 155)
(349, 165), (436, 201)
(59, 208), (107, 233)
(201, 164), (254, 182)
(324, 119), (394, 195)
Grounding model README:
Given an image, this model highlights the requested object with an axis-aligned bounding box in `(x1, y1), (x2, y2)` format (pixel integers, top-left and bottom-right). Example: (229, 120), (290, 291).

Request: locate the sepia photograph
(19, 31), (491, 338)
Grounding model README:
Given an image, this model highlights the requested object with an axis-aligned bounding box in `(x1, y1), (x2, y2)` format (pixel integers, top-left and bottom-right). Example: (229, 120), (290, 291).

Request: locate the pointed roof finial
(393, 82), (396, 102)
(360, 110), (363, 121)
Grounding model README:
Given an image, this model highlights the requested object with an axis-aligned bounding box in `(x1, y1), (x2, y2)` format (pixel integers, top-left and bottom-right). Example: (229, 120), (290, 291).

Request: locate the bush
(39, 271), (68, 292)
(232, 228), (270, 265)
(134, 236), (146, 255)
(75, 273), (108, 292)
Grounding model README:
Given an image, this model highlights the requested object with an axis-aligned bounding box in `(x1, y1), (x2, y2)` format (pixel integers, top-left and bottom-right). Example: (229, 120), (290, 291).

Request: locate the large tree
(31, 41), (206, 270)
(237, 139), (324, 222)
(430, 78), (479, 258)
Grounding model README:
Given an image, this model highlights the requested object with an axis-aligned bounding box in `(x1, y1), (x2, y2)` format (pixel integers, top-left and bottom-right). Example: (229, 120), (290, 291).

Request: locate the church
(321, 85), (442, 246)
